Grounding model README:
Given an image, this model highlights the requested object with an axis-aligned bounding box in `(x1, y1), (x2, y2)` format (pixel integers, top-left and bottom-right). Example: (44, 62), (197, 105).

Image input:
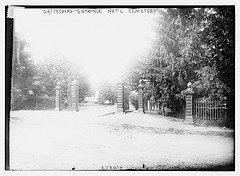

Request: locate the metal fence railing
(143, 100), (160, 114)
(194, 98), (228, 121)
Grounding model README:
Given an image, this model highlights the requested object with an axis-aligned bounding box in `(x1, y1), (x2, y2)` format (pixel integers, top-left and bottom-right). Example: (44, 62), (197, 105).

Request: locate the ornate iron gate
(55, 79), (79, 111)
(60, 84), (72, 109)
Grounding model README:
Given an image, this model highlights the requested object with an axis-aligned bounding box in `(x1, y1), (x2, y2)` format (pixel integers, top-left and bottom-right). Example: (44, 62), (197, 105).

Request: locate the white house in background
(84, 91), (99, 103)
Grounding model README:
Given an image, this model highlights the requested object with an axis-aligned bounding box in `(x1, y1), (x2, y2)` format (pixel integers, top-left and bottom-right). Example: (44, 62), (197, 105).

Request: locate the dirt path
(10, 108), (234, 170)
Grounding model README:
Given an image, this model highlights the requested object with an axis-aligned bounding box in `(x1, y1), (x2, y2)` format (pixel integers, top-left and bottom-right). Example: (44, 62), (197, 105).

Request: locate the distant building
(84, 96), (98, 103)
(84, 91), (99, 103)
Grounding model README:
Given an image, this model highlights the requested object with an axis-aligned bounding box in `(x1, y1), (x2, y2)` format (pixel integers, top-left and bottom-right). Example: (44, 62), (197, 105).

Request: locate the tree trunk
(163, 105), (165, 116)
(35, 94), (38, 109)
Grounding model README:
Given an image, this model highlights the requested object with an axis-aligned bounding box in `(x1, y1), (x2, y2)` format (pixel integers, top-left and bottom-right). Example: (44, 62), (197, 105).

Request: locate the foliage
(125, 7), (234, 115)
(36, 58), (91, 102)
(129, 91), (138, 110)
(123, 87), (130, 111)
(202, 8), (234, 90)
(11, 33), (92, 110)
(200, 7), (235, 120)
(11, 33), (37, 110)
(97, 81), (117, 105)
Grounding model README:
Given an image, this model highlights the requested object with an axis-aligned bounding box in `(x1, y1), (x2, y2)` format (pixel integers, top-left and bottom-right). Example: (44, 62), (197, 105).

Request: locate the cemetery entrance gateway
(55, 79), (79, 111)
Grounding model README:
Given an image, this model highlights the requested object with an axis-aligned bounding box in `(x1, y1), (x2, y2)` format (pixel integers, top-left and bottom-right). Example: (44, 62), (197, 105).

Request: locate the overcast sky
(14, 8), (157, 86)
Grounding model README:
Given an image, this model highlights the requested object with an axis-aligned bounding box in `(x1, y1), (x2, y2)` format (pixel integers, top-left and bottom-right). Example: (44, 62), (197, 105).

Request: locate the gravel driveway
(10, 105), (234, 171)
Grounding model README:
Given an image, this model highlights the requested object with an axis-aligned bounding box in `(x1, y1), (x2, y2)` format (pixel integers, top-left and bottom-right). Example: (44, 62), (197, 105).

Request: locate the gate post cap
(56, 82), (60, 89)
(72, 79), (78, 85)
(186, 82), (193, 93)
(187, 82), (192, 89)
(137, 79), (144, 89)
(137, 83), (144, 89)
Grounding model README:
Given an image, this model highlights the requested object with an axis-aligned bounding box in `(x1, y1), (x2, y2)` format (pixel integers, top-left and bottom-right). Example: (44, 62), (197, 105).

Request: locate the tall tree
(36, 58), (91, 102)
(125, 7), (234, 116)
(11, 33), (37, 110)
(11, 34), (92, 110)
(201, 7), (235, 119)
(97, 81), (117, 105)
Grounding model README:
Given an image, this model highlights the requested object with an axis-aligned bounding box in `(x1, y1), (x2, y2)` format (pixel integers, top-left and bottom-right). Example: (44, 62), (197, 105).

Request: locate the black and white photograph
(4, 4), (236, 173)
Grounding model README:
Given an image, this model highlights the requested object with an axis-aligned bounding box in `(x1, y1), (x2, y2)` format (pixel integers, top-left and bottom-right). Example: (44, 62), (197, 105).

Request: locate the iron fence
(194, 98), (228, 121)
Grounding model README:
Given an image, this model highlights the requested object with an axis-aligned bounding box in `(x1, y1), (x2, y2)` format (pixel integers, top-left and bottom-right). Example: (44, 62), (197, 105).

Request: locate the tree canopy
(11, 33), (91, 110)
(125, 7), (234, 114)
(11, 34), (37, 109)
(97, 81), (117, 105)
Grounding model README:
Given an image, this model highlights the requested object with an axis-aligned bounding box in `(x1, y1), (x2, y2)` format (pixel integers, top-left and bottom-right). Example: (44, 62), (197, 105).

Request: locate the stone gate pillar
(137, 83), (144, 113)
(55, 82), (62, 111)
(147, 100), (150, 112)
(185, 82), (194, 123)
(71, 79), (79, 112)
(117, 83), (124, 113)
